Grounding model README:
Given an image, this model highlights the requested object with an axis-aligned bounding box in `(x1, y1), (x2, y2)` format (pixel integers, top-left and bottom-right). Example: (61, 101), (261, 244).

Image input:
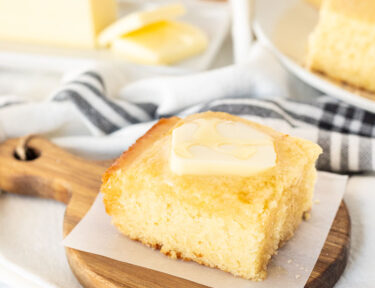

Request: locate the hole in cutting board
(13, 146), (40, 161)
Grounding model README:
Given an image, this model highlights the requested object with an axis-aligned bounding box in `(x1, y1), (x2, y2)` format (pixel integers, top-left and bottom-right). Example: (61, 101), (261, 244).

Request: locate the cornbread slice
(101, 112), (322, 281)
(307, 0), (375, 92)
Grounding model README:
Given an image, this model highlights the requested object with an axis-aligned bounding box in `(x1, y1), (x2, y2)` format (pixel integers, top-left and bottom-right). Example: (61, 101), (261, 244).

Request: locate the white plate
(254, 0), (375, 113)
(0, 0), (229, 75)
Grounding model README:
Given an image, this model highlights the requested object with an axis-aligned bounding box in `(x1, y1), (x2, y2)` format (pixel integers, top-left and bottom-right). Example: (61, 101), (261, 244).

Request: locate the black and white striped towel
(1, 45), (374, 173)
(42, 67), (375, 173)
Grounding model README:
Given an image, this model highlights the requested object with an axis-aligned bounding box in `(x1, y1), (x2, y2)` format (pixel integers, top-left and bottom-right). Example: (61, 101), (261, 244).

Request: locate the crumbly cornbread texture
(307, 0), (375, 92)
(101, 112), (322, 281)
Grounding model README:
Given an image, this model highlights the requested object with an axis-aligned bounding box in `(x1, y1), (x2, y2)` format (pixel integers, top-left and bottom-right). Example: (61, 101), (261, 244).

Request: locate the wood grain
(0, 136), (350, 288)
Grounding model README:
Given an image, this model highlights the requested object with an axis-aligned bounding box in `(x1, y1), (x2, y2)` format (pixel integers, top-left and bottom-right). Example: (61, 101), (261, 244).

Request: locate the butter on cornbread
(307, 0), (375, 92)
(101, 112), (322, 281)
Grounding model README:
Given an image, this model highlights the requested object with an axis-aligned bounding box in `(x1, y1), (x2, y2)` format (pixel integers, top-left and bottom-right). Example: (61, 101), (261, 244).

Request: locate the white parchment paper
(63, 172), (347, 288)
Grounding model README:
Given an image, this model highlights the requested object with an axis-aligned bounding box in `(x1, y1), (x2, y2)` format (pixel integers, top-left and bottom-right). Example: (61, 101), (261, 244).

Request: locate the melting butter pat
(98, 3), (185, 47)
(111, 21), (208, 65)
(170, 119), (277, 176)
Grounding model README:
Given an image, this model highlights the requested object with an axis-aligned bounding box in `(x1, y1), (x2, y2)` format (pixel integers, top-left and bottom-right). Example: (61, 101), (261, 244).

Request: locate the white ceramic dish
(254, 0), (375, 113)
(0, 0), (229, 74)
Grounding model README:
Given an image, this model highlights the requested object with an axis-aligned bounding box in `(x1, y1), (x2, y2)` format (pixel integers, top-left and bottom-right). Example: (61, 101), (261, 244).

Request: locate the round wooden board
(0, 137), (351, 288)
(66, 199), (350, 288)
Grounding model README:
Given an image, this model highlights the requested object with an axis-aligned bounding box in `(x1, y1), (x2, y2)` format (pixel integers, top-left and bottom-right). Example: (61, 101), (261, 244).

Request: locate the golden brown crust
(103, 112), (288, 184)
(178, 111), (283, 139)
(101, 116), (180, 216)
(102, 116), (180, 184)
(103, 112), (286, 185)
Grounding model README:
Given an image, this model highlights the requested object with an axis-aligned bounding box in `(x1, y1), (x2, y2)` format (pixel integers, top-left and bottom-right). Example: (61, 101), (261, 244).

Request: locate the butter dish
(0, 1), (230, 74)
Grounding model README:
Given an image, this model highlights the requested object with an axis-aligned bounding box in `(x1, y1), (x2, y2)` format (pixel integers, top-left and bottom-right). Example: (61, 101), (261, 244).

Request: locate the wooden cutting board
(0, 136), (350, 288)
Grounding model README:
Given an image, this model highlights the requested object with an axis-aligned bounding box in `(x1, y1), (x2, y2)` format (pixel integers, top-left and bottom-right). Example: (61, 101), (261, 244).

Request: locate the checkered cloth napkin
(1, 47), (374, 174)
(42, 67), (375, 173)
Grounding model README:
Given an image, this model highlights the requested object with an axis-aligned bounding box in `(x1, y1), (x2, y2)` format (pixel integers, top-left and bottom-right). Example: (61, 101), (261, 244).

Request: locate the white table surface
(1, 37), (375, 288)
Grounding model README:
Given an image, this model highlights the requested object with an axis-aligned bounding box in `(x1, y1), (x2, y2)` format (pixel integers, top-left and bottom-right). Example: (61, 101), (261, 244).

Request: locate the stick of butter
(0, 0), (117, 48)
(170, 118), (277, 176)
(98, 3), (186, 47)
(111, 21), (208, 65)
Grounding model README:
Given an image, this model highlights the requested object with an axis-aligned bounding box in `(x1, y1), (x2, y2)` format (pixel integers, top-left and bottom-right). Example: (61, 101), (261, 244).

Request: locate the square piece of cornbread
(307, 0), (375, 92)
(101, 112), (322, 281)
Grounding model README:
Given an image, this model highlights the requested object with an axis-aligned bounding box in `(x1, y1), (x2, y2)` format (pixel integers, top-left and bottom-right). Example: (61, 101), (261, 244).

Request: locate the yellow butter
(170, 118), (277, 176)
(0, 0), (117, 48)
(111, 21), (208, 65)
(98, 3), (185, 47)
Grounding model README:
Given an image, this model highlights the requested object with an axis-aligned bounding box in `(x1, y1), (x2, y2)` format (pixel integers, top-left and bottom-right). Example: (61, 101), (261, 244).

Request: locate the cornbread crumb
(273, 266), (287, 276)
(101, 112), (322, 281)
(287, 259), (293, 264)
(303, 212), (311, 221)
(296, 274), (301, 279)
